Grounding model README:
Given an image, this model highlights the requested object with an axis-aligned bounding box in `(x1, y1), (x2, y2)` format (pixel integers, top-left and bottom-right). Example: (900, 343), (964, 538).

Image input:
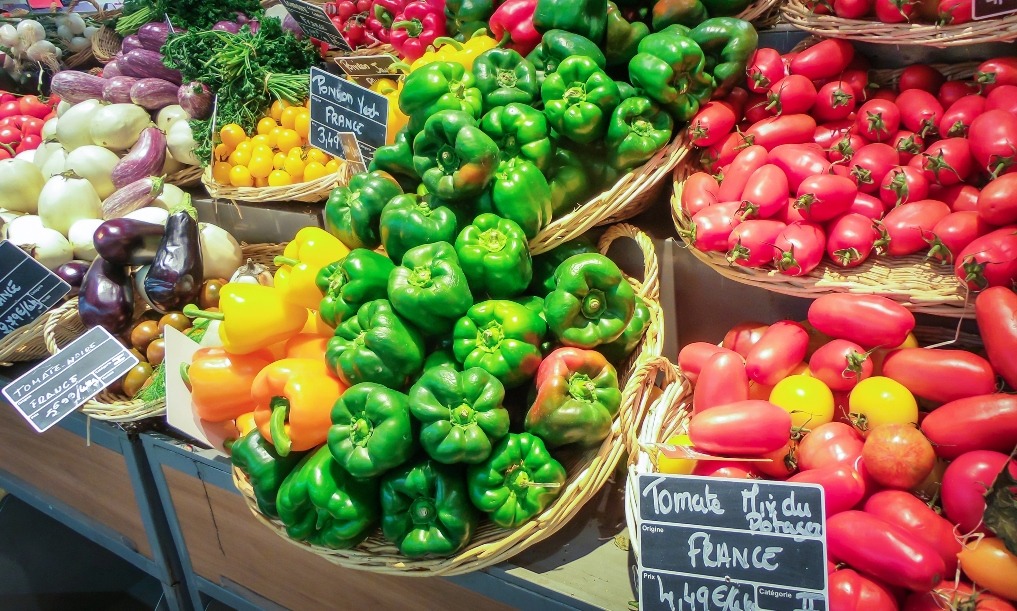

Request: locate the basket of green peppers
(230, 223), (667, 575)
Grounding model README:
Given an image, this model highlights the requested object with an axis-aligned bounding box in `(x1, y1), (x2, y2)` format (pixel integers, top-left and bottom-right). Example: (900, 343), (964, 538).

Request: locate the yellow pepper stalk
(370, 78), (409, 144)
(183, 284), (307, 355)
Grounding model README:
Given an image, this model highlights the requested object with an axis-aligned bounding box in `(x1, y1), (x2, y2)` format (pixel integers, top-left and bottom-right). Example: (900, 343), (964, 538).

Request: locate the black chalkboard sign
(2, 326), (139, 432)
(974, 0), (1017, 18)
(637, 474), (829, 611)
(279, 0), (351, 51)
(309, 66), (388, 164)
(0, 240), (71, 341)
(334, 54), (399, 77)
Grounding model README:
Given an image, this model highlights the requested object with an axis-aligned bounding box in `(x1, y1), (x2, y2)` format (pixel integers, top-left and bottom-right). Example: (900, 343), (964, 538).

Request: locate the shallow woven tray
(90, 23), (122, 64)
(202, 162), (353, 204)
(233, 223), (666, 576)
(781, 0), (1017, 47)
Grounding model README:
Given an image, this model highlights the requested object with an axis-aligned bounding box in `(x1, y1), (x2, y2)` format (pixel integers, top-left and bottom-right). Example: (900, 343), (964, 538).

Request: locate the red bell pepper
(489, 0), (540, 57)
(326, 0), (379, 48)
(390, 0), (447, 61)
(367, 0), (409, 42)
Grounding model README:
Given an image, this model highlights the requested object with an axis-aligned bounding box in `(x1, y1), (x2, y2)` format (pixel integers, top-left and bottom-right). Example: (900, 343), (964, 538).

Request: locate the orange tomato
(219, 123), (248, 149)
(211, 162), (232, 184)
(228, 165), (254, 187)
(280, 106), (300, 130)
(958, 537), (1017, 601)
(256, 117), (278, 136)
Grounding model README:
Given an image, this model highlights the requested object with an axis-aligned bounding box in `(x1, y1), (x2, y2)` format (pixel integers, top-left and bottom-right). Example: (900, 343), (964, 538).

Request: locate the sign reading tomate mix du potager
(637, 474), (829, 611)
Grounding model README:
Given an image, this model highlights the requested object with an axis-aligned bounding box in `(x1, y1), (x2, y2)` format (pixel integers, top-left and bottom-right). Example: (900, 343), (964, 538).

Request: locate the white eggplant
(123, 206), (169, 225)
(56, 99), (101, 150)
(37, 174), (102, 235)
(67, 217), (103, 260)
(166, 119), (201, 165)
(198, 223), (243, 279)
(89, 103), (151, 151)
(8, 226), (73, 270)
(0, 158), (45, 213)
(65, 145), (120, 198)
(155, 104), (189, 132)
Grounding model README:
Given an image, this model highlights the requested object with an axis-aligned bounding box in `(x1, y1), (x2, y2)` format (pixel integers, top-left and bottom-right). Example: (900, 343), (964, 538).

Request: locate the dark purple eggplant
(143, 198), (202, 313)
(102, 76), (139, 104)
(177, 81), (212, 119)
(121, 34), (145, 53)
(102, 176), (166, 219)
(78, 257), (135, 334)
(93, 218), (165, 266)
(111, 128), (167, 189)
(137, 22), (171, 51)
(130, 78), (178, 110)
(50, 71), (105, 104)
(119, 49), (182, 85)
(55, 260), (90, 297)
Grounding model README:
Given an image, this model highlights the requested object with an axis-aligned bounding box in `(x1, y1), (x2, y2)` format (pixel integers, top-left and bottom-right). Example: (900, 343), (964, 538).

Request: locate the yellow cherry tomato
(267, 169), (293, 187)
(211, 161), (232, 184)
(234, 140), (253, 154)
(256, 117), (278, 136)
(305, 148), (328, 165)
(283, 153), (305, 178)
(270, 99), (292, 122)
(228, 165), (254, 187)
(657, 433), (697, 475)
(280, 106), (300, 130)
(847, 376), (918, 436)
(252, 144), (274, 159)
(254, 176), (269, 187)
(251, 134), (274, 149)
(228, 147), (252, 167)
(276, 128), (302, 154)
(294, 108), (311, 140)
(303, 161), (329, 182)
(769, 375), (834, 430)
(219, 123), (248, 149)
(273, 151), (287, 170)
(325, 158), (341, 173)
(304, 98), (311, 108)
(248, 153), (274, 179)
(213, 142), (232, 161)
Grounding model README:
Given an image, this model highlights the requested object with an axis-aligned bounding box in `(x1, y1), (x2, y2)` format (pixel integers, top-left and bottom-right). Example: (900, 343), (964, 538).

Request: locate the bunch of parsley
(117, 0), (264, 35)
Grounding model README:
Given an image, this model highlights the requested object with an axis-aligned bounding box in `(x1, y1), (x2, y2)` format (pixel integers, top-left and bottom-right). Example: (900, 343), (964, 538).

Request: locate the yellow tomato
(657, 434), (697, 475)
(256, 117), (278, 136)
(268, 170), (293, 187)
(213, 142), (232, 161)
(251, 134), (274, 149)
(769, 375), (834, 430)
(304, 98), (311, 108)
(211, 161), (232, 184)
(303, 161), (329, 182)
(305, 148), (328, 165)
(219, 123), (248, 150)
(234, 140), (253, 154)
(325, 158), (341, 173)
(276, 128), (302, 154)
(283, 153), (305, 179)
(228, 165), (254, 187)
(252, 144), (274, 159)
(273, 151), (287, 170)
(280, 106), (300, 130)
(254, 176), (269, 187)
(294, 108), (311, 140)
(248, 153), (274, 179)
(847, 376), (918, 436)
(270, 99), (292, 122)
(228, 147), (252, 167)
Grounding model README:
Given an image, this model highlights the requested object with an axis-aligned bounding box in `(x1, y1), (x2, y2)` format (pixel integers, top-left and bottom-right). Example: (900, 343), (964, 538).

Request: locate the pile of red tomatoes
(0, 93), (59, 159)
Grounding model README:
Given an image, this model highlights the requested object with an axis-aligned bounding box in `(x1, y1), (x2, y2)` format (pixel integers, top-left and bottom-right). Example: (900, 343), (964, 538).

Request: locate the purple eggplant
(102, 76), (139, 104)
(50, 71), (105, 104)
(143, 198), (202, 313)
(121, 34), (145, 53)
(247, 20), (260, 34)
(137, 22), (171, 52)
(102, 176), (166, 219)
(130, 78), (178, 110)
(111, 128), (166, 189)
(177, 81), (212, 119)
(78, 257), (134, 334)
(93, 218), (165, 265)
(212, 20), (241, 33)
(55, 260), (90, 297)
(102, 60), (122, 78)
(120, 49), (182, 85)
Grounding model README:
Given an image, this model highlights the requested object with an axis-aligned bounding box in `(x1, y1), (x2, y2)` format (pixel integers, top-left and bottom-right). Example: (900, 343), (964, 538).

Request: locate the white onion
(17, 20), (45, 48)
(57, 24), (73, 42)
(25, 40), (58, 63)
(67, 36), (90, 52)
(83, 25), (98, 40)
(0, 24), (18, 48)
(67, 13), (86, 36)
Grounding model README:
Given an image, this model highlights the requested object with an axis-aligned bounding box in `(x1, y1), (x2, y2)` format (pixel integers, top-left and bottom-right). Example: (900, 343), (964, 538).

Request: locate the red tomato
(828, 510), (947, 591)
(717, 145), (769, 202)
(899, 65), (946, 93)
(826, 213), (879, 268)
(17, 95), (50, 119)
(852, 143), (900, 194)
(808, 294), (916, 349)
(941, 450), (1015, 535)
(812, 81), (857, 123)
(880, 166), (930, 209)
(773, 221), (826, 276)
(798, 422), (864, 471)
(686, 202), (743, 252)
(856, 99), (901, 143)
(863, 491), (962, 576)
(0, 93), (15, 104)
(20, 116), (43, 138)
(722, 322), (769, 356)
(829, 133), (868, 164)
(789, 39), (855, 81)
(935, 183), (980, 212)
(882, 348), (996, 404)
(968, 110), (1017, 178)
(837, 69), (870, 102)
(892, 130), (924, 165)
(743, 114), (818, 151)
(691, 460), (758, 479)
(743, 92), (771, 124)
(727, 219), (786, 267)
(921, 394), (1017, 459)
(829, 569), (899, 611)
(939, 0), (973, 23)
(0, 100), (20, 119)
(978, 173), (1017, 226)
(789, 464), (865, 516)
(746, 48), (785, 93)
(745, 320), (810, 385)
(937, 95), (986, 138)
(880, 199), (951, 257)
(850, 192), (886, 220)
(954, 225), (1017, 290)
(0, 146), (11, 161)
(0, 125), (20, 147)
(754, 439), (798, 478)
(795, 174), (857, 222)
(769, 144), (832, 191)
(700, 132), (741, 172)
(692, 351), (749, 414)
(937, 80), (978, 110)
(874, 0), (914, 21)
(833, 0), (874, 16)
(860, 423), (936, 489)
(926, 211), (993, 264)
(809, 338), (873, 391)
(871, 89), (899, 102)
(15, 134), (40, 153)
(904, 580), (1017, 611)
(976, 57), (1017, 94)
(766, 75), (817, 116)
(958, 538), (1017, 602)
(687, 101), (737, 147)
(680, 172), (720, 217)
(814, 119), (855, 149)
(739, 164), (789, 219)
(975, 287), (1017, 389)
(985, 84), (1017, 115)
(896, 89), (944, 137)
(913, 138), (973, 187)
(687, 400), (792, 456)
(677, 343), (735, 385)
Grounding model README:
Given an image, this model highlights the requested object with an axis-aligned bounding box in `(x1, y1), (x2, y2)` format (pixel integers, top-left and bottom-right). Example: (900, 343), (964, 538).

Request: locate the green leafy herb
(983, 455), (1017, 556)
(117, 0), (264, 35)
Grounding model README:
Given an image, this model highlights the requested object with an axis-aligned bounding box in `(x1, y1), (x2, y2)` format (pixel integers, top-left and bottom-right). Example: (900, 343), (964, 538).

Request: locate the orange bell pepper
(182, 347), (274, 423)
(284, 333), (329, 360)
(253, 358), (347, 456)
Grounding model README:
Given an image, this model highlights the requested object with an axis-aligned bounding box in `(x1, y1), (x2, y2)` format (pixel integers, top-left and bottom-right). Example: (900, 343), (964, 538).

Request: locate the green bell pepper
(546, 147), (594, 218)
(652, 0), (709, 29)
(455, 213), (532, 298)
(324, 171), (404, 250)
(446, 0), (494, 38)
(533, 0), (608, 44)
(606, 96), (675, 171)
(380, 458), (478, 557)
(615, 79), (639, 101)
(479, 102), (554, 175)
(473, 48), (539, 112)
(628, 27), (715, 121)
(541, 55), (621, 145)
(316, 249), (395, 327)
(596, 294), (650, 363)
(467, 432), (567, 528)
(400, 61), (485, 134)
(379, 192), (462, 264)
(524, 347), (622, 448)
(276, 446), (379, 549)
(512, 294), (546, 317)
(328, 383), (417, 478)
(409, 366), (510, 464)
(477, 157), (553, 239)
(605, 1), (649, 67)
(230, 430), (307, 519)
(544, 253), (636, 348)
(326, 299), (426, 389)
(369, 129), (420, 192)
(688, 17), (759, 97)
(423, 346), (461, 371)
(412, 109), (500, 201)
(526, 30), (606, 74)
(528, 234), (599, 294)
(453, 300), (547, 388)
(388, 241), (474, 337)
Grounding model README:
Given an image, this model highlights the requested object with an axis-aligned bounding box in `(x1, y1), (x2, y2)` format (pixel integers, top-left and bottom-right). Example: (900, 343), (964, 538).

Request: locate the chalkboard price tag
(334, 54), (399, 76)
(0, 240), (71, 341)
(2, 326), (139, 433)
(279, 0), (351, 51)
(637, 474), (829, 611)
(973, 0), (1017, 18)
(309, 66), (388, 164)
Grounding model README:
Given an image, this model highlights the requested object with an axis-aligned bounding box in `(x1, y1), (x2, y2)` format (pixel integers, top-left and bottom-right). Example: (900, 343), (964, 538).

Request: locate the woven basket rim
(202, 163), (352, 204)
(91, 23), (122, 64)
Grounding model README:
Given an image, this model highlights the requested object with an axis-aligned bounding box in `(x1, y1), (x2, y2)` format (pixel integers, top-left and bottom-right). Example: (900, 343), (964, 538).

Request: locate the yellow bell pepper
(274, 227), (350, 309)
(407, 33), (497, 72)
(235, 412), (257, 437)
(302, 309), (335, 336)
(183, 284), (307, 355)
(370, 78), (409, 144)
(282, 227), (350, 269)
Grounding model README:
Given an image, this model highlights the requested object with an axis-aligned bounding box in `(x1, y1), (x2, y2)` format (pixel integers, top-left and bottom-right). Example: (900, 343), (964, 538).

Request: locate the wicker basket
(167, 165), (203, 188)
(41, 243), (284, 422)
(90, 24), (122, 65)
(232, 223), (666, 576)
(202, 162), (353, 204)
(781, 0), (1017, 47)
(0, 303), (86, 364)
(738, 0), (782, 27)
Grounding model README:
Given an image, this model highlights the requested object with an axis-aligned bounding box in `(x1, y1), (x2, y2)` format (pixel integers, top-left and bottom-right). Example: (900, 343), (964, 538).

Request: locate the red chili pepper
(389, 0), (446, 61)
(488, 0), (540, 57)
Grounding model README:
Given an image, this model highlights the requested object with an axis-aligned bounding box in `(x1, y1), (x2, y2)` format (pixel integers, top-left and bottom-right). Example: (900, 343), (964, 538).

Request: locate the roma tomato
(727, 220), (786, 267)
(754, 439), (798, 479)
(955, 226), (1017, 291)
(938, 94), (986, 138)
(875, 0), (913, 23)
(828, 510), (947, 592)
(852, 143), (901, 194)
(687, 400), (792, 456)
(769, 144), (833, 191)
(834, 0), (875, 17)
(914, 138), (972, 186)
(768, 374), (835, 429)
(935, 183), (980, 212)
(809, 339), (873, 391)
(814, 119), (855, 149)
(896, 89), (944, 137)
(718, 145), (769, 201)
(746, 47), (785, 93)
(904, 580), (1017, 611)
(975, 287), (1017, 389)
(860, 423), (936, 489)
(939, 0), (973, 24)
(795, 174), (857, 222)
(743, 93), (771, 124)
(797, 422), (864, 470)
(789, 38), (855, 81)
(879, 199), (951, 257)
(899, 65), (946, 94)
(850, 192), (887, 220)
(882, 347), (996, 404)
(743, 114), (818, 151)
(813, 81), (857, 123)
(968, 110), (1017, 178)
(700, 132), (741, 172)
(921, 394), (1017, 459)
(691, 460), (758, 479)
(856, 99), (901, 143)
(827, 213), (880, 268)
(808, 294), (916, 349)
(766, 75), (817, 116)
(893, 130), (925, 165)
(977, 173), (1017, 226)
(740, 164), (789, 219)
(745, 320), (810, 385)
(880, 166), (930, 208)
(829, 569), (899, 611)
(688, 101), (737, 147)
(941, 450), (1015, 535)
(722, 322), (769, 356)
(985, 84), (1017, 115)
(926, 211), (991, 264)
(693, 351), (749, 414)
(677, 343), (735, 385)
(841, 68), (872, 101)
(773, 221), (826, 276)
(681, 172), (720, 217)
(789, 465), (865, 517)
(958, 537), (1017, 602)
(829, 133), (868, 164)
(976, 57), (1017, 94)
(848, 376), (919, 435)
(863, 491), (962, 576)
(686, 202), (743, 252)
